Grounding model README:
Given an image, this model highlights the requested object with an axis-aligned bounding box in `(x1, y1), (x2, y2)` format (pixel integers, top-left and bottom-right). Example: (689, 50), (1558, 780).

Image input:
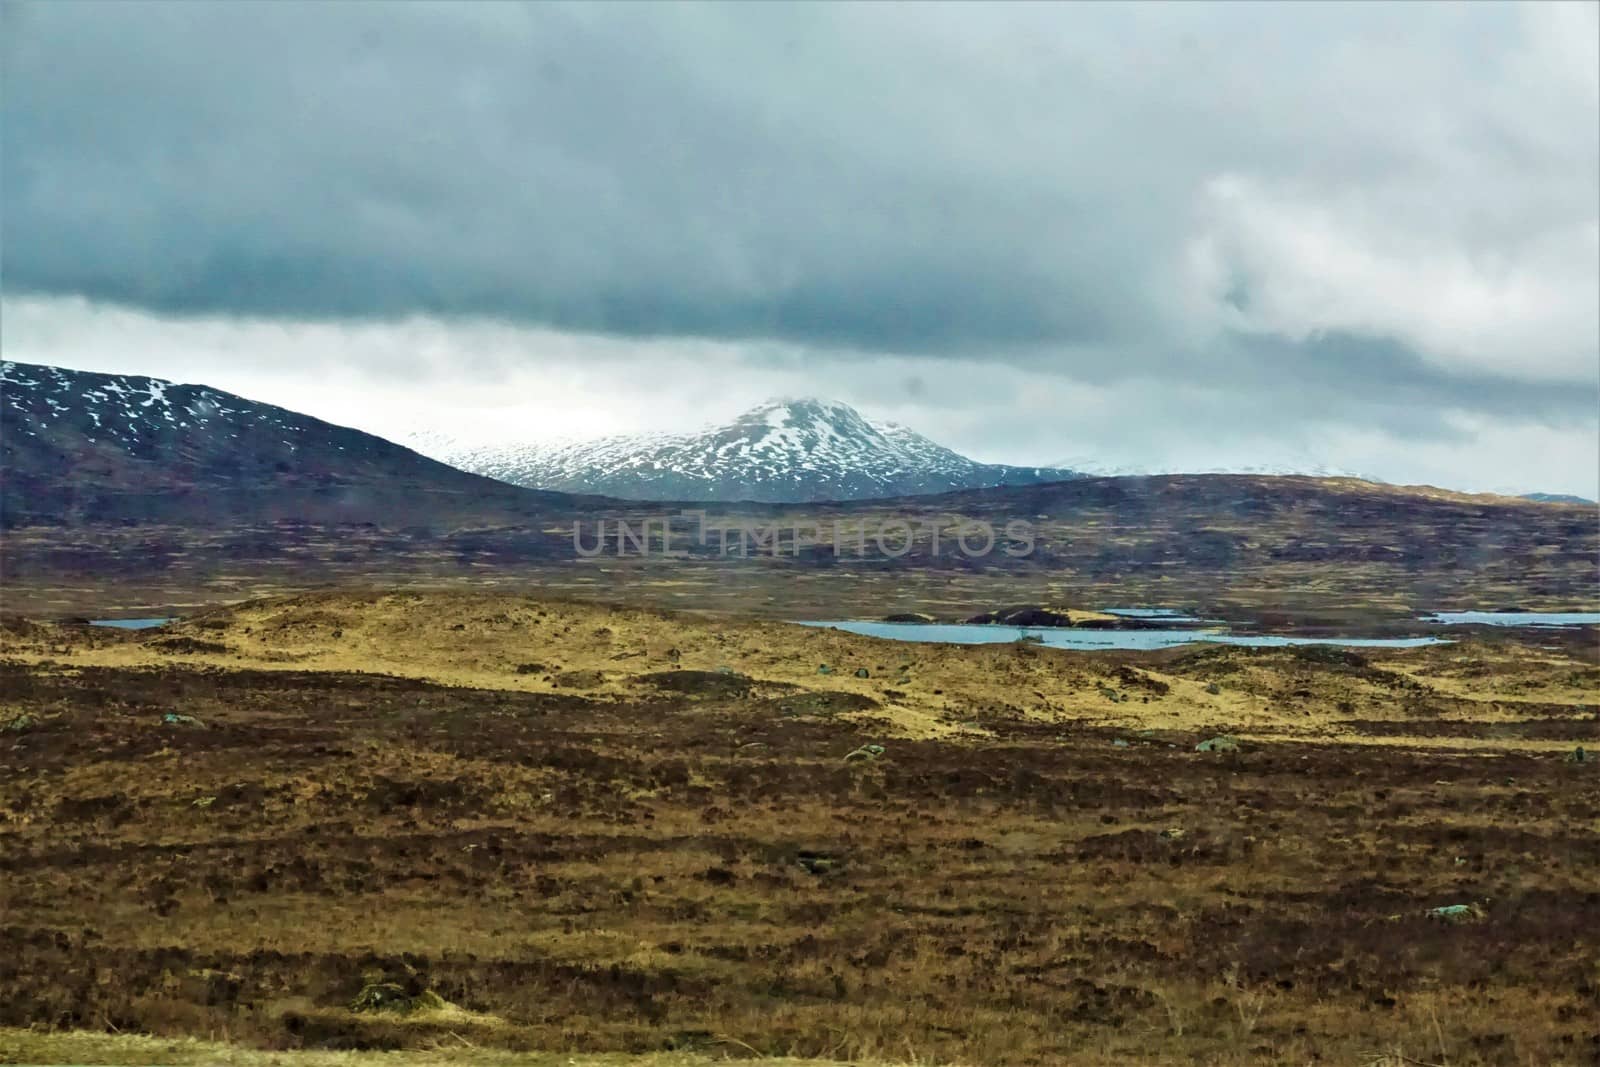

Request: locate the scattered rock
(513, 662), (545, 675)
(796, 850), (840, 875)
(1566, 746), (1588, 764)
(817, 664), (833, 675)
(844, 744), (885, 762)
(854, 668), (870, 679)
(1195, 735), (1240, 753)
(350, 981), (448, 1015)
(1204, 683), (1222, 695)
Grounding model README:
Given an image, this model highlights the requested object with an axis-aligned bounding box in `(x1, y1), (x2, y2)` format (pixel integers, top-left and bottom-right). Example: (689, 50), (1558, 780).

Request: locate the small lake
(795, 621), (1446, 650)
(90, 618), (173, 630)
(1421, 611), (1600, 627)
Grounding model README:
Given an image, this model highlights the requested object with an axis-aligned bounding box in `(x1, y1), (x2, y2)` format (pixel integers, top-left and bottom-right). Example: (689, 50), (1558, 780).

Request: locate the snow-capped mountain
(1, 360), (570, 525)
(407, 398), (1082, 503)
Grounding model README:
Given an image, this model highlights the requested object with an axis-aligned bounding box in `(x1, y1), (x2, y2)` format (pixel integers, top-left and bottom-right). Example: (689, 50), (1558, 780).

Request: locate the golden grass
(0, 1026), (912, 1066)
(5, 588), (1594, 749)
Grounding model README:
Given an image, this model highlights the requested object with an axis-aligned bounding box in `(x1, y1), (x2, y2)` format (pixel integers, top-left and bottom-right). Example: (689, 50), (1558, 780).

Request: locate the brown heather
(0, 591), (1596, 1065)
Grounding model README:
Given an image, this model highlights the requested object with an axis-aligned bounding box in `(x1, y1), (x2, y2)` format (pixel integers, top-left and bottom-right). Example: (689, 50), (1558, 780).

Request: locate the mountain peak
(738, 396), (868, 425)
(723, 397), (885, 451)
(410, 399), (1082, 503)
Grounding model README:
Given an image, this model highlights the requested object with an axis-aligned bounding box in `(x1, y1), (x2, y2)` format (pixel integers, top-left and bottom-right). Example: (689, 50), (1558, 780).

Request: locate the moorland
(2, 590), (1596, 1066)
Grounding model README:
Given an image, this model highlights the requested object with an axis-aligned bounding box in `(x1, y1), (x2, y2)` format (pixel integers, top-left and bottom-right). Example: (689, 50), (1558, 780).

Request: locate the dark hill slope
(1, 361), (589, 527)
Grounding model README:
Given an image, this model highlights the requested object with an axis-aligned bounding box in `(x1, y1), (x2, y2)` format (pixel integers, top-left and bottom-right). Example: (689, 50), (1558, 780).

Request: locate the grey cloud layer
(3, 1), (1597, 424)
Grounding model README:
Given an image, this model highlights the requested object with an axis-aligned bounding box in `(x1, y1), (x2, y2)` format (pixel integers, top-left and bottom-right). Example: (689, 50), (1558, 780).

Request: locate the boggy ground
(0, 592), (1597, 1065)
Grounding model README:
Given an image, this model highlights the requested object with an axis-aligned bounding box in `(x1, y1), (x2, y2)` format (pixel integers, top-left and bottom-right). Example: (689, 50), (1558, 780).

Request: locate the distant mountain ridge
(1056, 458), (1593, 504)
(7, 361), (1587, 526)
(1521, 492), (1598, 506)
(407, 397), (1084, 503)
(1053, 456), (1379, 482)
(4, 362), (1596, 619)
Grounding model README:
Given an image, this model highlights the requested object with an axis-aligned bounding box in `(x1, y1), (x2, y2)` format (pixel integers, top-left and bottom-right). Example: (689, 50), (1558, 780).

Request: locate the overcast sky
(3, 1), (1597, 495)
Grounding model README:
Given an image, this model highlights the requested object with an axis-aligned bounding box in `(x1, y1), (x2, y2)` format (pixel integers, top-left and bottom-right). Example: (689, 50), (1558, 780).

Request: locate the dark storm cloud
(2, 0), (1597, 423)
(1, 2), (1135, 348)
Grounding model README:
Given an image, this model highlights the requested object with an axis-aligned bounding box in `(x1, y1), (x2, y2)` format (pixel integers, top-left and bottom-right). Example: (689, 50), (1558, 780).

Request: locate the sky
(3, 0), (1598, 496)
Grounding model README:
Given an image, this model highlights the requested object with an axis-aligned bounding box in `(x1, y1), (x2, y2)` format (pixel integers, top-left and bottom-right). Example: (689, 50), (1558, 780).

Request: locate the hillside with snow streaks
(3, 361), (322, 459)
(1, 361), (575, 526)
(408, 398), (1084, 503)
